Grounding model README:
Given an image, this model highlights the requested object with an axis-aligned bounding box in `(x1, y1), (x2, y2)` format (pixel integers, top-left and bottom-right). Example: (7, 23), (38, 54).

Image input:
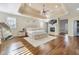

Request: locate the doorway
(58, 20), (68, 35)
(73, 20), (79, 36)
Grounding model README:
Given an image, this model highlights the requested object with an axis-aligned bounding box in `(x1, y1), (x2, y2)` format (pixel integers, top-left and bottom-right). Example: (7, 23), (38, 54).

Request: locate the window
(6, 17), (16, 29)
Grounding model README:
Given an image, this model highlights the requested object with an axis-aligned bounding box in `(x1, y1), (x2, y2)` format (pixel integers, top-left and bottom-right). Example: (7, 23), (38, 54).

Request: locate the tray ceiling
(0, 3), (79, 19)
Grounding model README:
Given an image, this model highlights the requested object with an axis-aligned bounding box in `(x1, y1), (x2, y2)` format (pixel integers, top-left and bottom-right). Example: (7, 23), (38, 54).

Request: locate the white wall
(0, 3), (21, 15)
(68, 17), (79, 36)
(0, 11), (77, 37)
(0, 12), (40, 36)
(55, 18), (59, 35)
(68, 19), (74, 36)
(48, 18), (59, 36)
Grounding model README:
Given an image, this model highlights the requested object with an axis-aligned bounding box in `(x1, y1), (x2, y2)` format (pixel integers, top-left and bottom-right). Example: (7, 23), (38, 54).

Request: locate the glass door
(77, 21), (79, 36)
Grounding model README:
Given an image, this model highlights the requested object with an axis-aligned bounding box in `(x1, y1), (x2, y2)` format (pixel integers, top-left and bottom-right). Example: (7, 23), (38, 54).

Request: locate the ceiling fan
(41, 4), (50, 16)
(40, 4), (56, 18)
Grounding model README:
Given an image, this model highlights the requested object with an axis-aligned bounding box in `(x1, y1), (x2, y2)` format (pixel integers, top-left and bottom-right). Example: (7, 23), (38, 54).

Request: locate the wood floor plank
(1, 36), (79, 55)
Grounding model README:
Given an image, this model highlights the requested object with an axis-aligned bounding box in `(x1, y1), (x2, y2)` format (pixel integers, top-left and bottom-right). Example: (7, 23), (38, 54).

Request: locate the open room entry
(58, 19), (68, 35)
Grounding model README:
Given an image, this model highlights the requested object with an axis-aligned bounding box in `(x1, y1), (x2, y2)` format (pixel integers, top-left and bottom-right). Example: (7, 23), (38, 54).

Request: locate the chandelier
(41, 4), (49, 16)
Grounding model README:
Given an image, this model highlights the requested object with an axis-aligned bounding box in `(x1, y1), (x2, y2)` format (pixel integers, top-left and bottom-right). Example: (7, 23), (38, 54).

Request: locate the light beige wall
(0, 12), (40, 36)
(51, 17), (75, 36)
(57, 17), (78, 36)
(48, 18), (59, 36)
(68, 19), (74, 36)
(68, 17), (79, 36)
(55, 18), (59, 35)
(0, 11), (78, 37)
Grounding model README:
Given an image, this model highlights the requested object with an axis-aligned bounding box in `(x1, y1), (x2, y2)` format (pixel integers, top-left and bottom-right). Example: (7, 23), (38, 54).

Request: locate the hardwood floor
(1, 35), (79, 55)
(0, 44), (1, 54)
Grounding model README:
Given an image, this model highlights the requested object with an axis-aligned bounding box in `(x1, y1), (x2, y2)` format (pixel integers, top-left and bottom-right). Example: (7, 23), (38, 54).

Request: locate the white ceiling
(0, 3), (21, 15)
(0, 3), (79, 19)
(64, 3), (79, 13)
(24, 3), (79, 19)
(26, 3), (67, 17)
(60, 3), (79, 19)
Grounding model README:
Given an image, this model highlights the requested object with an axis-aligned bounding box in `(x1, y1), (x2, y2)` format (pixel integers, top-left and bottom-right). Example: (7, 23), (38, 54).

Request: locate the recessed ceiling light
(76, 8), (79, 10)
(28, 3), (31, 6)
(55, 5), (58, 8)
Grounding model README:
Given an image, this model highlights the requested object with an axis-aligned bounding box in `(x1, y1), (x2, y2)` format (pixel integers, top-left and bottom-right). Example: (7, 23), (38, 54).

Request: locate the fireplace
(48, 19), (57, 35)
(50, 27), (55, 32)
